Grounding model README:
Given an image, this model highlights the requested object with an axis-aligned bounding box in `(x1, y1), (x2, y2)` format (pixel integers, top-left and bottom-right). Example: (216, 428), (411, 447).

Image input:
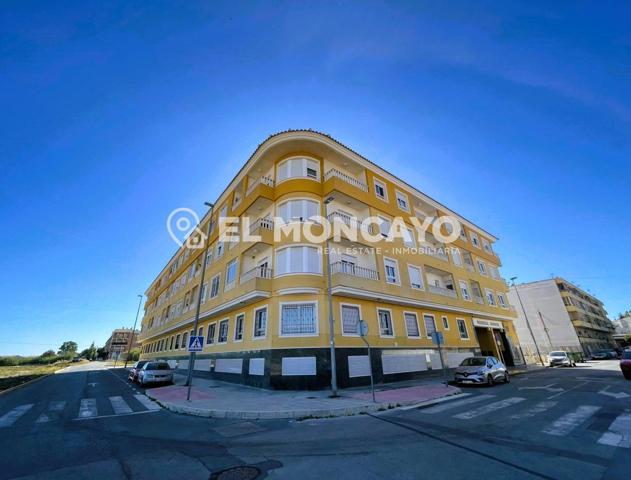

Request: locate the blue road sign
(431, 331), (444, 345)
(188, 336), (204, 352)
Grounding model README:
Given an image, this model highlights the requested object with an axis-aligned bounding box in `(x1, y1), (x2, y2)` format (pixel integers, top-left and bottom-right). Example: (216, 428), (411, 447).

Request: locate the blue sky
(1, 1), (629, 355)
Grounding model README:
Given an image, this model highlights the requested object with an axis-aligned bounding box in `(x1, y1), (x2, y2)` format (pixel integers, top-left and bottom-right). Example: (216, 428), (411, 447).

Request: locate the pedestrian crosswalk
(0, 394), (160, 428)
(418, 394), (631, 450)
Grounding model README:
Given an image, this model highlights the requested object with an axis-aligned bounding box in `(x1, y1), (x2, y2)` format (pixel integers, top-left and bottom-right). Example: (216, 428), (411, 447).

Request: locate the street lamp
(186, 201), (215, 401)
(124, 294), (143, 368)
(510, 277), (545, 366)
(323, 196), (338, 397)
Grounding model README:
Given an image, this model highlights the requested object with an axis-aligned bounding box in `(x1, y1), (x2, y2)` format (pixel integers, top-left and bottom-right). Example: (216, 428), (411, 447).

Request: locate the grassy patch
(0, 362), (75, 392)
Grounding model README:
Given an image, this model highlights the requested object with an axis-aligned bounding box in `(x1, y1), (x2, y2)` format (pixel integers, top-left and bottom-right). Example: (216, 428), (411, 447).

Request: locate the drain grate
(210, 466), (261, 480)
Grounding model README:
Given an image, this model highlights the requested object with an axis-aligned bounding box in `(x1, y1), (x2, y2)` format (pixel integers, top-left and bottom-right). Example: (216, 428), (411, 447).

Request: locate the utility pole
(511, 277), (545, 366)
(186, 202), (214, 401)
(124, 295), (143, 368)
(323, 196), (338, 397)
(538, 310), (553, 347)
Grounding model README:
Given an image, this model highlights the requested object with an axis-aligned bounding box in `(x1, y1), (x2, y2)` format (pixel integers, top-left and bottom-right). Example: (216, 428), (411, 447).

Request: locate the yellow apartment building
(138, 130), (523, 389)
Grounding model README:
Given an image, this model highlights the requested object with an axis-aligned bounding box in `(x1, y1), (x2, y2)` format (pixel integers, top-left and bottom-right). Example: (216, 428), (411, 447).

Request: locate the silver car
(454, 356), (509, 386)
(137, 361), (174, 386)
(548, 351), (576, 367)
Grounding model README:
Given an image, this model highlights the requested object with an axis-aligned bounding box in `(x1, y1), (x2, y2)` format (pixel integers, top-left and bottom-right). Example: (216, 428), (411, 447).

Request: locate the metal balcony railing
(331, 261), (379, 280)
(428, 285), (458, 298)
(240, 266), (273, 284)
(246, 176), (275, 196)
(324, 169), (368, 192)
(249, 217), (274, 234)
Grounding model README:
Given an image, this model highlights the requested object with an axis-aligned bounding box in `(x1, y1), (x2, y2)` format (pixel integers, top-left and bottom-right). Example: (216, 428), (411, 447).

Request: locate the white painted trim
(376, 307), (395, 338)
(252, 304), (269, 340)
(277, 287), (321, 296)
(403, 310), (421, 338)
(456, 318), (470, 339)
(373, 177), (389, 202)
(406, 263), (425, 290)
(395, 189), (410, 212)
(422, 313), (437, 339)
(340, 302), (363, 337)
(441, 315), (450, 330)
(278, 300), (319, 337)
(383, 256), (401, 286)
(233, 312), (245, 342)
(217, 318), (230, 344)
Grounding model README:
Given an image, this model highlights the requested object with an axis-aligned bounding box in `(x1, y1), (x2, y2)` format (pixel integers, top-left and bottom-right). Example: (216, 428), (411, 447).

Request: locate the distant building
(509, 278), (616, 363)
(613, 315), (631, 348)
(104, 328), (140, 360)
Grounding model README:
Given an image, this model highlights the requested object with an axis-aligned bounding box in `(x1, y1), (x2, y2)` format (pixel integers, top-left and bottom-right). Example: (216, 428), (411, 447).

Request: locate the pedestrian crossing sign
(188, 336), (204, 352)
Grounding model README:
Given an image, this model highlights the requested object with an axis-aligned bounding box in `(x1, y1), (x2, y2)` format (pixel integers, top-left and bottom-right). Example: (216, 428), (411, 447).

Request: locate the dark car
(620, 350), (631, 380)
(591, 350), (618, 360)
(128, 360), (148, 383)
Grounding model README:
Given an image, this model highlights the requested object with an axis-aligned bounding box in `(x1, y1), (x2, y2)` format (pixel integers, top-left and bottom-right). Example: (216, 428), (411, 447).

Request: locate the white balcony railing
(240, 266), (273, 284)
(327, 211), (374, 234)
(246, 176), (275, 196)
(472, 294), (485, 305)
(324, 169), (368, 192)
(421, 244), (448, 262)
(429, 285), (458, 298)
(331, 261), (379, 280)
(249, 217), (274, 234)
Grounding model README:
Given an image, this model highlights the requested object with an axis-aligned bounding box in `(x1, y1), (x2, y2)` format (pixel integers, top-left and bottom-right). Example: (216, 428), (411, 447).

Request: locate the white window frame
(403, 227), (416, 247)
(395, 190), (410, 212)
(457, 318), (469, 339)
(378, 215), (391, 238)
(407, 264), (424, 290)
(403, 311), (421, 338)
(340, 303), (362, 337)
(217, 318), (229, 344)
(210, 273), (221, 299)
(423, 313), (437, 339)
(225, 258), (238, 291)
(442, 316), (449, 330)
(485, 288), (497, 307)
(477, 260), (487, 275)
(497, 292), (508, 309)
(276, 156), (320, 184)
(482, 238), (492, 254)
(200, 282), (208, 303)
(276, 197), (320, 223)
(458, 280), (471, 301)
(373, 178), (388, 201)
(383, 257), (400, 285)
(459, 227), (467, 242)
(253, 305), (268, 339)
(451, 248), (462, 267)
(377, 308), (395, 338)
(234, 312), (245, 342)
(206, 322), (216, 344)
(279, 301), (319, 337)
(275, 244), (322, 277)
(469, 231), (480, 248)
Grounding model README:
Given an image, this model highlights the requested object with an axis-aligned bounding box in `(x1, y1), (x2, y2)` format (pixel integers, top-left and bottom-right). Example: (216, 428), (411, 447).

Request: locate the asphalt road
(1, 360), (629, 479)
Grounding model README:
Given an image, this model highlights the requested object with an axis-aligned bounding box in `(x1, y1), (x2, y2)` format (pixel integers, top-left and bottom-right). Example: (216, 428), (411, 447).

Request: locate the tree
(128, 348), (140, 362)
(96, 347), (107, 360)
(58, 341), (78, 356)
(41, 350), (56, 357)
(84, 342), (97, 361)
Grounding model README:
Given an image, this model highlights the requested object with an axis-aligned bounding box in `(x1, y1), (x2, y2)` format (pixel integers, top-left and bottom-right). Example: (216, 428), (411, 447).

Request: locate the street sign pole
(432, 331), (448, 384)
(359, 320), (376, 403)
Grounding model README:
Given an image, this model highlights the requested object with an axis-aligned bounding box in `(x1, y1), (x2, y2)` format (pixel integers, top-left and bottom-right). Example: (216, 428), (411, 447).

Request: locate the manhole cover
(210, 466), (260, 480)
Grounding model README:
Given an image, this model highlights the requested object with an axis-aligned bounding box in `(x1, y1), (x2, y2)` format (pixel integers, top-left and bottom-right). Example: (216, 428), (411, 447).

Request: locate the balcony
(246, 176), (274, 196)
(324, 169), (368, 192)
(240, 265), (273, 284)
(428, 284), (458, 298)
(331, 261), (379, 280)
(327, 210), (374, 236)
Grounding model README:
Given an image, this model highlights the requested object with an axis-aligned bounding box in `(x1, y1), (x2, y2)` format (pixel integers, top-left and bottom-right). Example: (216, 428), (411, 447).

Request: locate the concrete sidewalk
(144, 373), (462, 420)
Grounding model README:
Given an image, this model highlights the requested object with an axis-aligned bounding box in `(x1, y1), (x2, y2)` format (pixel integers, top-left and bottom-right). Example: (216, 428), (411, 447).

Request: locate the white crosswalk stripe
(454, 397), (526, 420)
(509, 401), (558, 420)
(421, 394), (496, 414)
(0, 404), (33, 428)
(79, 398), (98, 418)
(109, 396), (133, 415)
(542, 405), (601, 437)
(598, 412), (631, 448)
(36, 401), (68, 423)
(134, 394), (161, 411)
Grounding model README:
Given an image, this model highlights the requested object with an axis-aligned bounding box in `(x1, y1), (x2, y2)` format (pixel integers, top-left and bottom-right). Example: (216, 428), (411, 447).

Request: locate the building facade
(613, 315), (631, 349)
(509, 278), (615, 362)
(104, 328), (140, 360)
(138, 130), (522, 389)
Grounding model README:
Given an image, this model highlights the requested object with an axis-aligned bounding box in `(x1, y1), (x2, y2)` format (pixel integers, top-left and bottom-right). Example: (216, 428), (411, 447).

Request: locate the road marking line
(109, 396), (133, 415)
(49, 401), (66, 412)
(454, 397), (526, 420)
(542, 405), (601, 436)
(509, 401), (557, 420)
(72, 409), (158, 421)
(79, 398), (98, 418)
(134, 394), (161, 411)
(597, 412), (631, 448)
(420, 394), (495, 414)
(0, 404), (34, 427)
(547, 381), (588, 399)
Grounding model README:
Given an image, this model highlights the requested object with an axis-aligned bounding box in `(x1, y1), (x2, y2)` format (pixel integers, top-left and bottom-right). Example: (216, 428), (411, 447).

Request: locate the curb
(0, 373), (53, 396)
(145, 388), (464, 420)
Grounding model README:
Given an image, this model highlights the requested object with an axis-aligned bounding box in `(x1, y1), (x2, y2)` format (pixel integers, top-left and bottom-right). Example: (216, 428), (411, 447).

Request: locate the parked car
(591, 350), (618, 360)
(137, 361), (173, 386)
(548, 351), (576, 367)
(620, 350), (631, 380)
(127, 360), (148, 383)
(454, 356), (509, 386)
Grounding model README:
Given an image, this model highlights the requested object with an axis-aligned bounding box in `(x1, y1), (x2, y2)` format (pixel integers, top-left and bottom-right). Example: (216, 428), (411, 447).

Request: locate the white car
(548, 351), (576, 367)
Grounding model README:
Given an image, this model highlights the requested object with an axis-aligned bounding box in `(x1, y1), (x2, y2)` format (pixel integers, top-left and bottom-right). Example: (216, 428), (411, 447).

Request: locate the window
(378, 216), (391, 237)
(378, 309), (394, 336)
(482, 238), (492, 253)
(451, 249), (462, 267)
(175, 334), (180, 349)
(234, 314), (244, 341)
(403, 227), (416, 247)
(423, 314), (436, 339)
(459, 280), (471, 301)
(384, 258), (400, 284)
(404, 312), (420, 337)
(205, 248), (213, 267)
(457, 319), (469, 339)
(181, 332), (188, 350)
(277, 157), (320, 182)
(206, 323), (216, 344)
(407, 265), (424, 290)
(442, 316), (449, 330)
(210, 274), (220, 298)
(374, 178), (388, 200)
(218, 319), (229, 343)
(200, 282), (208, 303)
(198, 327), (203, 336)
(469, 231), (480, 247)
(497, 292), (507, 308)
(280, 303), (317, 336)
(169, 336), (174, 350)
(276, 245), (321, 275)
(485, 288), (497, 306)
(225, 259), (238, 290)
(216, 241), (224, 259)
(459, 227), (467, 242)
(253, 307), (267, 338)
(277, 199), (320, 223)
(489, 265), (500, 280)
(477, 260), (487, 275)
(395, 190), (409, 211)
(341, 304), (360, 335)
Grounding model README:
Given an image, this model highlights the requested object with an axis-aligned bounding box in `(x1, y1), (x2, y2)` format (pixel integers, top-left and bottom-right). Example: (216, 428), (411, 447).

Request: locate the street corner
(349, 384), (462, 407)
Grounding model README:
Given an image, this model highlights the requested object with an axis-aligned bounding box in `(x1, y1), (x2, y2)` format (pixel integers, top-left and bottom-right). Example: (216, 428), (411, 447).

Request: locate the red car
(620, 350), (631, 380)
